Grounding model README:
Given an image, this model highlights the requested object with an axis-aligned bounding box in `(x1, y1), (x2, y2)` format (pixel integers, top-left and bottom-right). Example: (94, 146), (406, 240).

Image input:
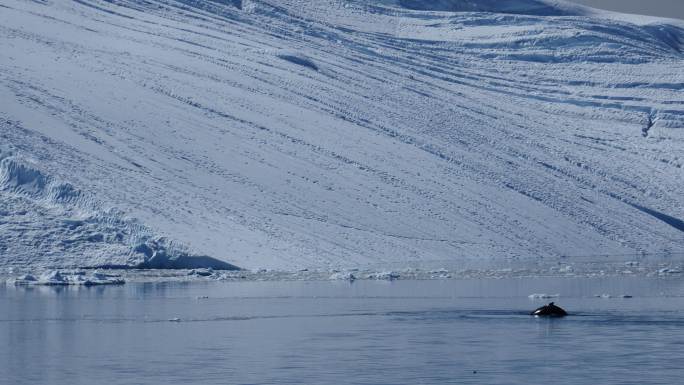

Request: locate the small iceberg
(528, 293), (559, 299)
(39, 271), (69, 285)
(188, 268), (214, 277)
(368, 271), (400, 280)
(657, 268), (682, 276)
(329, 272), (356, 282)
(593, 294), (633, 299)
(80, 271), (125, 286)
(429, 268), (451, 279)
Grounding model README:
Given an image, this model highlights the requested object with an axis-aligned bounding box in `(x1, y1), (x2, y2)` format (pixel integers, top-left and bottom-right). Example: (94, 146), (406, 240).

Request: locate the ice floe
(8, 270), (124, 286)
(329, 272), (357, 282)
(528, 293), (560, 299)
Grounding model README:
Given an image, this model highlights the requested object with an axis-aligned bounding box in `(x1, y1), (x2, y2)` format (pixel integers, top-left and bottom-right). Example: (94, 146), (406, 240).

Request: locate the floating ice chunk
(428, 268), (451, 279)
(657, 268), (682, 275)
(188, 268), (214, 277)
(368, 271), (400, 280)
(82, 271), (125, 286)
(329, 272), (356, 282)
(528, 293), (559, 299)
(430, 272), (452, 279)
(39, 270), (69, 285)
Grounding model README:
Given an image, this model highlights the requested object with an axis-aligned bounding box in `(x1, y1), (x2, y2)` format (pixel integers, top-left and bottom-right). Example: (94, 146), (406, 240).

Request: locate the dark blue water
(2, 277), (684, 384)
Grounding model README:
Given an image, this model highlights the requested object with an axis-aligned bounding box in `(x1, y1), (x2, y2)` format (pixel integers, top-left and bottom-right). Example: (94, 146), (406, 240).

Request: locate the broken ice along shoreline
(8, 270), (125, 286)
(4, 257), (683, 286)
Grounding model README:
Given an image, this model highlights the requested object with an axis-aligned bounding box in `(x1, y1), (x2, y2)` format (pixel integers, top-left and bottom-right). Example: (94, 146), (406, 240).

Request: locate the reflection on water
(1, 277), (683, 384)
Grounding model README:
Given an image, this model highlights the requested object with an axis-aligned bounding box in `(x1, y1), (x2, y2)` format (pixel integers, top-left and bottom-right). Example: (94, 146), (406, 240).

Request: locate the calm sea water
(2, 277), (683, 384)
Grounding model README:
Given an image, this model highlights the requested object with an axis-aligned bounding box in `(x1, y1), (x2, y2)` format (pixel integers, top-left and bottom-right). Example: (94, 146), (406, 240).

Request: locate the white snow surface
(1, 0), (683, 271)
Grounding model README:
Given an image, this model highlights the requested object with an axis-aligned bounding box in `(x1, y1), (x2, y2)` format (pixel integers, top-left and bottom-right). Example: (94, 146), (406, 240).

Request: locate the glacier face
(0, 0), (683, 270)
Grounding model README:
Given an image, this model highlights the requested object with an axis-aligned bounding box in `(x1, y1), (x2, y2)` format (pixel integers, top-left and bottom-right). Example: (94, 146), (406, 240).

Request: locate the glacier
(0, 0), (683, 271)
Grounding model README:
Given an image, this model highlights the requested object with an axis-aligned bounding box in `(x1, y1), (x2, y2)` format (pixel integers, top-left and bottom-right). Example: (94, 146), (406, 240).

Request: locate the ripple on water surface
(1, 277), (683, 384)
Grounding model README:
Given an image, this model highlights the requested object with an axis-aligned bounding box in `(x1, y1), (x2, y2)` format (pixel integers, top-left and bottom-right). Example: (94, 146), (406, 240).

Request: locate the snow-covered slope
(1, 0), (683, 270)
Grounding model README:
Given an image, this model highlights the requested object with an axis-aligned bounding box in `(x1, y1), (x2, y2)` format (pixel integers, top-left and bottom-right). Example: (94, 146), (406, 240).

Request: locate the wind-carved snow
(0, 0), (683, 271)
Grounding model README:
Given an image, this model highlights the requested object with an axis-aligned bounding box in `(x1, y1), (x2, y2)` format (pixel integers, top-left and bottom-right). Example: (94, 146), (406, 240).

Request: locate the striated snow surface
(1, 0), (683, 271)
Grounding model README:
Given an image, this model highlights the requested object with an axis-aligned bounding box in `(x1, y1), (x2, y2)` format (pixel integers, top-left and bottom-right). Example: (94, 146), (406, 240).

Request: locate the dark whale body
(531, 302), (568, 317)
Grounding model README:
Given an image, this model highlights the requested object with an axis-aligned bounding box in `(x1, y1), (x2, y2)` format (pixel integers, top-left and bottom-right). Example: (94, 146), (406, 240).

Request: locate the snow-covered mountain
(1, 0), (683, 270)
